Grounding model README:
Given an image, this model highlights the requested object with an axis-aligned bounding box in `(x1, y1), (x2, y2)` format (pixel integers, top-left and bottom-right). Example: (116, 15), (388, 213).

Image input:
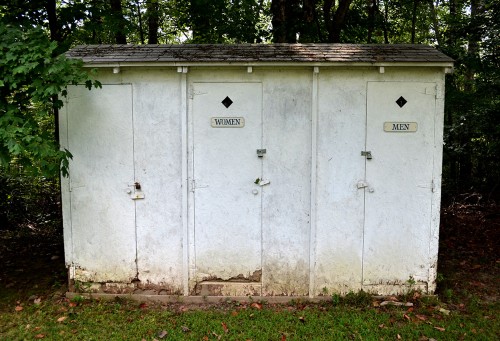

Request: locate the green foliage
(0, 172), (61, 232)
(0, 22), (100, 177)
(184, 0), (271, 43)
(0, 0), (498, 195)
(441, 0), (500, 197)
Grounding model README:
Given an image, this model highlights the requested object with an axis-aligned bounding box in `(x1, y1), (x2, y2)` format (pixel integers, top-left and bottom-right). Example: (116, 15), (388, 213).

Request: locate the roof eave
(79, 61), (454, 68)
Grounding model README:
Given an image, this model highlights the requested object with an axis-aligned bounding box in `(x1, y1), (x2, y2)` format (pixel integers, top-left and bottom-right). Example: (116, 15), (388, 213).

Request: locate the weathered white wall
(61, 65), (445, 296)
(315, 69), (368, 294)
(62, 84), (136, 283)
(314, 68), (445, 295)
(127, 69), (184, 293)
(61, 69), (184, 293)
(260, 69), (312, 296)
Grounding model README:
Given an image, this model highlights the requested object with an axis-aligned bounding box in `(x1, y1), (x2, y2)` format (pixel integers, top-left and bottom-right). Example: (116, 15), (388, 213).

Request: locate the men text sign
(384, 122), (418, 132)
(211, 117), (245, 128)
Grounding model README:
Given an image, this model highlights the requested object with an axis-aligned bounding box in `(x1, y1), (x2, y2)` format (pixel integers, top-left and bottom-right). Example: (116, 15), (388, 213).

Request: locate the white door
(192, 82), (263, 283)
(363, 81), (437, 285)
(66, 85), (137, 282)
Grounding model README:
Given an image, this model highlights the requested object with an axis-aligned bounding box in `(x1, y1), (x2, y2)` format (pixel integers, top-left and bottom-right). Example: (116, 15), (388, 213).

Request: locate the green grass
(1, 294), (498, 340)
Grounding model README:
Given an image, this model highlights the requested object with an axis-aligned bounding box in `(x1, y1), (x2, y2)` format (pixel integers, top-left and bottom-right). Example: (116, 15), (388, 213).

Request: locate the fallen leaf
(378, 324), (386, 329)
(434, 326), (445, 332)
(231, 311), (238, 316)
(222, 322), (229, 333)
(15, 306), (23, 312)
(403, 314), (411, 321)
(35, 334), (45, 339)
(416, 314), (428, 321)
(438, 308), (450, 315)
(281, 334), (287, 341)
(181, 325), (190, 332)
(298, 316), (305, 323)
(69, 302), (77, 307)
(139, 303), (148, 309)
(34, 298), (42, 305)
(203, 336), (209, 341)
(470, 281), (485, 287)
(380, 301), (413, 307)
(397, 334), (402, 339)
(157, 330), (168, 338)
(372, 301), (380, 307)
(251, 302), (262, 310)
(57, 316), (67, 323)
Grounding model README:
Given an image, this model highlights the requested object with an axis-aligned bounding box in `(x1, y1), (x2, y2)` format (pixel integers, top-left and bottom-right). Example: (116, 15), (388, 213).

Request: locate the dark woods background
(0, 0), (499, 231)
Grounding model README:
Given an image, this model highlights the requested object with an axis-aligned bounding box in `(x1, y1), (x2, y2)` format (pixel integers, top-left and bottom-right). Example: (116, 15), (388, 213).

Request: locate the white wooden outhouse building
(62, 44), (453, 297)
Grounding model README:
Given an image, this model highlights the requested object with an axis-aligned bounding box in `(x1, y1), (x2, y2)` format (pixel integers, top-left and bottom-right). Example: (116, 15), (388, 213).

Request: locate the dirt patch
(0, 227), (66, 311)
(437, 199), (499, 304)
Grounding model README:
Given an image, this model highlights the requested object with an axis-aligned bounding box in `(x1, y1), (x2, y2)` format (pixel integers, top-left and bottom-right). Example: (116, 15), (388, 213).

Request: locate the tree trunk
(271, 0), (288, 43)
(367, 0), (377, 43)
(411, 0), (419, 43)
(299, 0), (317, 42)
(447, 0), (457, 46)
(465, 0), (482, 90)
(190, 0), (212, 42)
(429, 0), (442, 46)
(324, 0), (353, 43)
(110, 0), (127, 44)
(45, 0), (61, 145)
(147, 0), (160, 44)
(383, 0), (389, 43)
(136, 0), (145, 44)
(46, 0), (61, 43)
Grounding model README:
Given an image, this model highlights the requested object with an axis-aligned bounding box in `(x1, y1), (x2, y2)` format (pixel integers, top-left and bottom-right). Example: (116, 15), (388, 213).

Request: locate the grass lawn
(1, 292), (498, 340)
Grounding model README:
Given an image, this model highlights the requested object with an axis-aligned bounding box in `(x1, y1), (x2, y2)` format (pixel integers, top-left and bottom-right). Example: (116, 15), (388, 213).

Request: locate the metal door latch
(357, 181), (374, 192)
(361, 151), (372, 160)
(254, 178), (270, 186)
(127, 182), (145, 200)
(257, 149), (266, 157)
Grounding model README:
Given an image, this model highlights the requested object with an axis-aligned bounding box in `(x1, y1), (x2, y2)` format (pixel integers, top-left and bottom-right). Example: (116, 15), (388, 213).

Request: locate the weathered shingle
(66, 44), (453, 64)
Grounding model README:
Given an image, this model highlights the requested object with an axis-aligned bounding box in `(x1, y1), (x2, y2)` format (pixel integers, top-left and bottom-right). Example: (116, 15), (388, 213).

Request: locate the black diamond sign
(222, 96), (233, 108)
(396, 96), (407, 108)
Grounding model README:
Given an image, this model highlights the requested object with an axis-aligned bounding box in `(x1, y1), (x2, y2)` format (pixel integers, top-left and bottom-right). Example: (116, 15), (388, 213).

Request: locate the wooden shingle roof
(66, 44), (453, 65)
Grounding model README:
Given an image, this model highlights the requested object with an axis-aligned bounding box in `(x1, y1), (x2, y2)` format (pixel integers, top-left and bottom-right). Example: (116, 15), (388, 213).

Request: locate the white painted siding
(129, 70), (184, 292)
(61, 65), (445, 296)
(65, 84), (136, 282)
